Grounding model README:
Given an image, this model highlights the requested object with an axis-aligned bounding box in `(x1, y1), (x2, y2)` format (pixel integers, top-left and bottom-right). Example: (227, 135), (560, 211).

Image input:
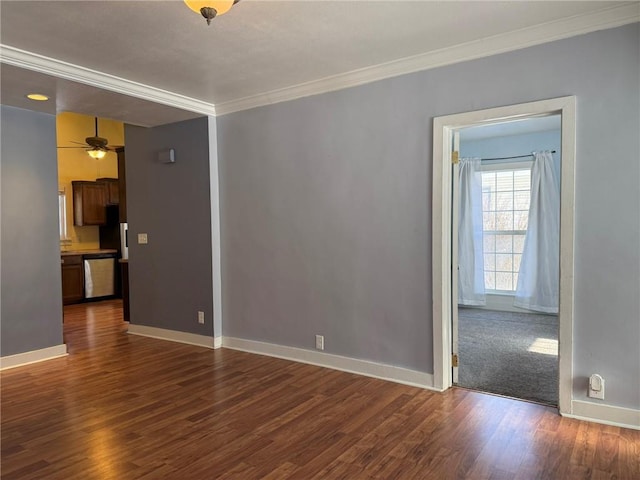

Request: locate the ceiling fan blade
(62, 118), (113, 151)
(107, 145), (124, 151)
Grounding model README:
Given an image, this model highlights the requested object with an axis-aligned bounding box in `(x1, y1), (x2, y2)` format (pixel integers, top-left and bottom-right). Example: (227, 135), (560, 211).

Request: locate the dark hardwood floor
(2, 300), (638, 479)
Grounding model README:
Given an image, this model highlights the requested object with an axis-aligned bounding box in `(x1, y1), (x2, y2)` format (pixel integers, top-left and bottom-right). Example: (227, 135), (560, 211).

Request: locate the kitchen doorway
(57, 113), (128, 325)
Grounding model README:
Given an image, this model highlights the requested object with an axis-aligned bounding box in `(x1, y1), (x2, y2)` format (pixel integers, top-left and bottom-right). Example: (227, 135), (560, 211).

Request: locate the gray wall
(218, 24), (640, 409)
(1, 106), (64, 356)
(460, 129), (561, 161)
(125, 117), (214, 337)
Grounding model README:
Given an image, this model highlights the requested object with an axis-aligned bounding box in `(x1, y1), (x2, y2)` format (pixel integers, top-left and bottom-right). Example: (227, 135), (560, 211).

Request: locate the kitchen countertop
(61, 249), (118, 256)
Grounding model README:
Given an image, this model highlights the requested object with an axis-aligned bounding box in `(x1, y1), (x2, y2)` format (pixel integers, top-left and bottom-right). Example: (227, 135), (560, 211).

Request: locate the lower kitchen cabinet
(61, 255), (84, 305)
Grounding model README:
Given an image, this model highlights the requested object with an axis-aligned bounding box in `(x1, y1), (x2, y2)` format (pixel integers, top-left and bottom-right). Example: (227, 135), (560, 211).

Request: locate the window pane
(496, 235), (511, 253)
(484, 254), (495, 271)
(513, 235), (526, 254)
(496, 191), (513, 210)
(513, 170), (531, 189)
(58, 192), (67, 240)
(483, 212), (496, 230)
(496, 254), (512, 272)
(484, 234), (496, 253)
(484, 272), (495, 290)
(496, 171), (513, 191)
(514, 210), (529, 230)
(495, 211), (513, 231)
(496, 272), (512, 291)
(480, 166), (531, 293)
(514, 191), (530, 210)
(483, 192), (495, 211)
(513, 254), (522, 272)
(482, 172), (496, 190)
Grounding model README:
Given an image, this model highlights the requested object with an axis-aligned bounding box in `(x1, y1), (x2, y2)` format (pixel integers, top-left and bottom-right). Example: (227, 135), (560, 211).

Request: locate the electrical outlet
(588, 374), (605, 400)
(138, 233), (148, 245)
(315, 335), (324, 351)
(198, 311), (205, 324)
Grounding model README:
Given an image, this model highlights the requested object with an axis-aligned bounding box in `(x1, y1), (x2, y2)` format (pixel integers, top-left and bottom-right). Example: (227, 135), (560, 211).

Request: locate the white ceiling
(0, 1), (638, 126)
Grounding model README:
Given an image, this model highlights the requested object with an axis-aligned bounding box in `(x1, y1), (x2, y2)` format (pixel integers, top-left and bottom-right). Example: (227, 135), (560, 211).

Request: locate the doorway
(431, 96), (576, 415)
(57, 113), (128, 326)
(454, 117), (561, 405)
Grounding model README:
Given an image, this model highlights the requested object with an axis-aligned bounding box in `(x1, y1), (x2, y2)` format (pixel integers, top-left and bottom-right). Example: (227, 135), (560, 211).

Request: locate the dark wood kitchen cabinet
(72, 181), (107, 226)
(61, 255), (84, 305)
(97, 178), (119, 205)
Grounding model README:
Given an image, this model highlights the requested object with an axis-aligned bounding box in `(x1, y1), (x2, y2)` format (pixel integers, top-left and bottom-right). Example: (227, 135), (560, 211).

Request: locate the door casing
(431, 96), (576, 415)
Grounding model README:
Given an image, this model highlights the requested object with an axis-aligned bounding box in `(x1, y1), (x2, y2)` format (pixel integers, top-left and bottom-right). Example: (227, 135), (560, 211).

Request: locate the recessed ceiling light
(26, 93), (49, 101)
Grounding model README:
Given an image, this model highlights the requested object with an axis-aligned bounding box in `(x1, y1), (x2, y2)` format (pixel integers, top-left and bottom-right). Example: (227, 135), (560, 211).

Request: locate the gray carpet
(457, 308), (558, 406)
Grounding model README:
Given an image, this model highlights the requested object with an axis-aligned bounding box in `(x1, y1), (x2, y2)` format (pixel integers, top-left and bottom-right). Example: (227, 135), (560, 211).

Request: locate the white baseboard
(127, 324), (219, 349)
(460, 293), (543, 314)
(222, 337), (436, 390)
(0, 344), (68, 370)
(563, 400), (640, 430)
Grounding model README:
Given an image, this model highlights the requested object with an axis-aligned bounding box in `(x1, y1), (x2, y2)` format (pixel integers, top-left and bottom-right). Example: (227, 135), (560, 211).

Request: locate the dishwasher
(83, 253), (116, 299)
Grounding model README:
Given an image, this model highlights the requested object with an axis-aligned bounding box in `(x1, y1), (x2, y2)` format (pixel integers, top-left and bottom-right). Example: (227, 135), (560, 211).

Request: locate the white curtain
(458, 157), (486, 306)
(514, 151), (560, 313)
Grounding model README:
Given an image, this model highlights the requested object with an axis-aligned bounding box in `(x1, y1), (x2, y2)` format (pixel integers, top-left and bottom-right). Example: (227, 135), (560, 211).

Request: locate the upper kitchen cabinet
(72, 181), (107, 226)
(97, 177), (119, 205)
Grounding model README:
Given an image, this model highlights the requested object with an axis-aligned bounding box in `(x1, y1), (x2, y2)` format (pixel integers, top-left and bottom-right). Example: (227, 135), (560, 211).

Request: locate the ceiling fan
(58, 117), (121, 159)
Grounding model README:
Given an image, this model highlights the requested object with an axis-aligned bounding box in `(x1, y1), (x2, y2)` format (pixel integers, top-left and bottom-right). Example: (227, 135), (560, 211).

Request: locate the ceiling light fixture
(184, 0), (239, 25)
(87, 148), (107, 160)
(26, 93), (49, 101)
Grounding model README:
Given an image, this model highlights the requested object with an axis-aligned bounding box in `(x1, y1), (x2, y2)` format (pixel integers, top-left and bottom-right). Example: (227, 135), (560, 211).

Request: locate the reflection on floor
(457, 307), (558, 405)
(3, 301), (639, 478)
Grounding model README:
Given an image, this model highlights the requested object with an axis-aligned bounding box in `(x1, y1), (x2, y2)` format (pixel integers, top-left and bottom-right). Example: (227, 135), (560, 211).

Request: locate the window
(481, 165), (531, 293)
(58, 188), (68, 240)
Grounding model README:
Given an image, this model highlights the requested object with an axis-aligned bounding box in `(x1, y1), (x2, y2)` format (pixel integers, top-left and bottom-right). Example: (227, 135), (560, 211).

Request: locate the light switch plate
(138, 233), (148, 245)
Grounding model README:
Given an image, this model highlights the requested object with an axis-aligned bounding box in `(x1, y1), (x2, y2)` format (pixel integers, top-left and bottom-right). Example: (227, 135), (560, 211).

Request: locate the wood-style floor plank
(2, 300), (639, 479)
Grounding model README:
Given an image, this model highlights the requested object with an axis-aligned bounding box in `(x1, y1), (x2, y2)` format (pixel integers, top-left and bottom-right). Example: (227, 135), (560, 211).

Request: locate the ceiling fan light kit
(184, 0), (239, 25)
(57, 117), (121, 160)
(87, 148), (107, 160)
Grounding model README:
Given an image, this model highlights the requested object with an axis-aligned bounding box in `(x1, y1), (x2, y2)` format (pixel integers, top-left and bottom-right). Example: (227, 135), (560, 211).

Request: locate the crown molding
(214, 3), (640, 116)
(1, 4), (637, 117)
(0, 44), (217, 117)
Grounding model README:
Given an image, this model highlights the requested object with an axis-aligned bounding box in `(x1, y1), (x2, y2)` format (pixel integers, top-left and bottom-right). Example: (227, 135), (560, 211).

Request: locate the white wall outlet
(588, 373), (605, 400)
(138, 233), (148, 245)
(198, 311), (205, 324)
(315, 335), (324, 351)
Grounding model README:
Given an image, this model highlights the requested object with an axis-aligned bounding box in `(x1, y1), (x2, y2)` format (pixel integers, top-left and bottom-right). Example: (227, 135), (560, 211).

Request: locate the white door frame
(451, 131), (460, 385)
(431, 96), (576, 415)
